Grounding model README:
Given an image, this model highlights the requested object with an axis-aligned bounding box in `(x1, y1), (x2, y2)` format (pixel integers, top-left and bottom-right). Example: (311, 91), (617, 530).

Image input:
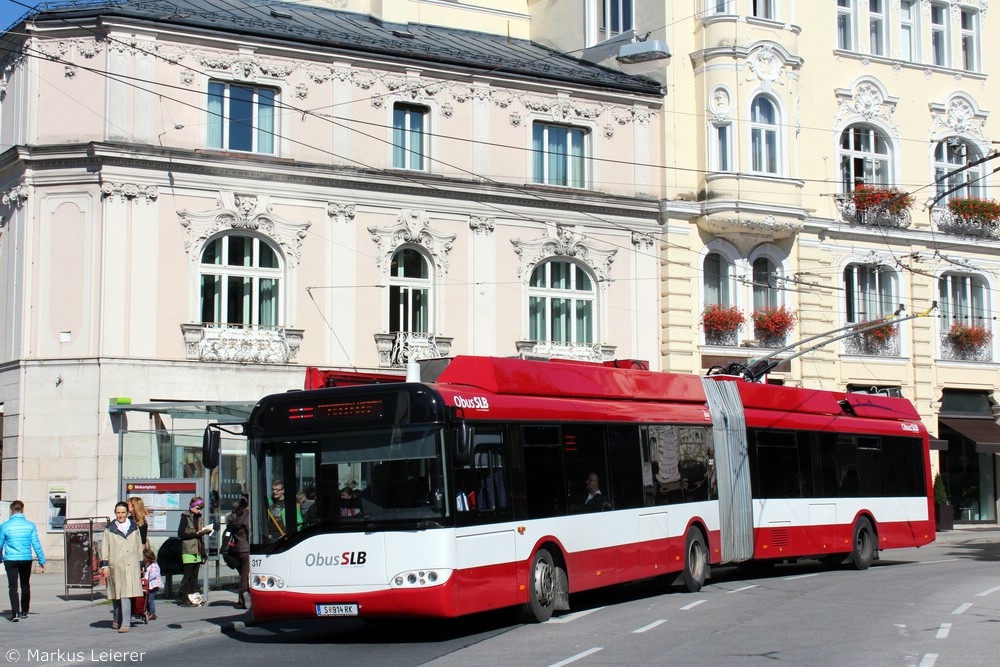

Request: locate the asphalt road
(136, 535), (1000, 667)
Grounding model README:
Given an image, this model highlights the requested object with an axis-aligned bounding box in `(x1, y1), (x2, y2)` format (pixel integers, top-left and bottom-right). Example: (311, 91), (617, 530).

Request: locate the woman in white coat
(100, 501), (143, 632)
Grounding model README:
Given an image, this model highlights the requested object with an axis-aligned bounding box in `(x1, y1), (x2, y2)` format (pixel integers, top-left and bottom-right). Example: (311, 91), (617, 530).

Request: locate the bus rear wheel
(849, 517), (876, 570)
(520, 548), (556, 623)
(679, 527), (708, 592)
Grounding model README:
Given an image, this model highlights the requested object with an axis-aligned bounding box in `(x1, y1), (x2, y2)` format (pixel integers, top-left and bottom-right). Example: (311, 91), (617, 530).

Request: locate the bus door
(454, 427), (518, 613)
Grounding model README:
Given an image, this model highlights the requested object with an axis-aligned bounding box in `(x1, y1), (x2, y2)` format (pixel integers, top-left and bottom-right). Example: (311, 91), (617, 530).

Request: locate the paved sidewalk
(0, 525), (995, 665)
(0, 570), (251, 666)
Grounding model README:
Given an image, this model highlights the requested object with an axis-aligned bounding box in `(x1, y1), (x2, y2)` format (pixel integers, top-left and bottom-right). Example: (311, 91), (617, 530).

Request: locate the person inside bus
(340, 487), (359, 517)
(584, 473), (606, 511)
(267, 481), (302, 539)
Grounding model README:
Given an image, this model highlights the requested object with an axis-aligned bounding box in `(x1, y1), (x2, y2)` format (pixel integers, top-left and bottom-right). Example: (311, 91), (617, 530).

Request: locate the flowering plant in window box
(946, 197), (1000, 224)
(853, 321), (897, 354)
(701, 305), (745, 345)
(946, 322), (992, 354)
(752, 306), (796, 348)
(850, 186), (913, 215)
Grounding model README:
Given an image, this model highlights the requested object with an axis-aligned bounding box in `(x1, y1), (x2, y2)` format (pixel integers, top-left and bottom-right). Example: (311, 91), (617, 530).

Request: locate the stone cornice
(4, 142), (662, 222)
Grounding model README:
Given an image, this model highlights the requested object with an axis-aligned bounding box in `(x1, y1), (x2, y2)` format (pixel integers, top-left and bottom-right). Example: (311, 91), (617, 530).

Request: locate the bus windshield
(257, 423), (448, 545)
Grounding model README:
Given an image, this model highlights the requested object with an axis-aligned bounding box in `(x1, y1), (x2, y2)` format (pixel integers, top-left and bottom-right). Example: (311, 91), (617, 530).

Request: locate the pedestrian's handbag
(219, 527), (240, 570)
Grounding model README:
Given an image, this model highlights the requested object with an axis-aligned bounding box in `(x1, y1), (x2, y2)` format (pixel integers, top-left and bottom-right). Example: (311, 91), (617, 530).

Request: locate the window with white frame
(598, 0), (634, 40)
(931, 2), (950, 67)
(707, 0), (733, 15)
(868, 0), (887, 56)
(899, 0), (919, 62)
(532, 122), (588, 188)
(844, 263), (897, 324)
(840, 124), (891, 191)
(752, 257), (779, 311)
(749, 95), (779, 175)
(528, 260), (595, 344)
(710, 121), (733, 172)
(939, 272), (990, 327)
(704, 252), (735, 307)
(934, 139), (983, 201)
(392, 103), (428, 170)
(837, 0), (855, 51)
(207, 81), (276, 154)
(389, 248), (432, 334)
(200, 234), (281, 326)
(751, 0), (774, 20)
(961, 8), (980, 72)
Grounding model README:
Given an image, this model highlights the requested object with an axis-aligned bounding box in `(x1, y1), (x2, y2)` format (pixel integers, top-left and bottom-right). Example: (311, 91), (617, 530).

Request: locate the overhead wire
(4, 1), (994, 328)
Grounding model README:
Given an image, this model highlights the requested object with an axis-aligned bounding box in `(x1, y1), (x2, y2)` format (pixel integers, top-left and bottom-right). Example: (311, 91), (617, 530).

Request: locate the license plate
(316, 603), (358, 617)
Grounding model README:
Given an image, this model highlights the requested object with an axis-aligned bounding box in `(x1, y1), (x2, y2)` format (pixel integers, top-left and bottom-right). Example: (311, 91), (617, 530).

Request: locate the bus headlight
(251, 574), (285, 590)
(390, 569), (451, 588)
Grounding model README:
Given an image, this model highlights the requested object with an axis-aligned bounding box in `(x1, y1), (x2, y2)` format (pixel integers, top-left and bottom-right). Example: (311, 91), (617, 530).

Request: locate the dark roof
(20, 0), (662, 95)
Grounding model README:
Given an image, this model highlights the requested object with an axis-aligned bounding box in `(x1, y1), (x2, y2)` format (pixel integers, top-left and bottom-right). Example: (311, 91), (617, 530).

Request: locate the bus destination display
(287, 398), (386, 423)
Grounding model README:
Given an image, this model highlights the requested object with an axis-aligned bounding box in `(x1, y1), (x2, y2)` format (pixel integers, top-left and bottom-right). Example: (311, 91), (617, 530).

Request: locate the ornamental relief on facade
(23, 33), (654, 134)
(368, 209), (456, 278)
(834, 79), (900, 136)
(100, 182), (159, 203)
(178, 191), (311, 267)
(511, 225), (617, 289)
(928, 95), (989, 142)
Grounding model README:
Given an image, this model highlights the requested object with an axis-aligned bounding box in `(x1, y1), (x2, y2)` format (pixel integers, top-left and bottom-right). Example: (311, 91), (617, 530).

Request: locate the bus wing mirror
(202, 427), (221, 470)
(453, 422), (472, 467)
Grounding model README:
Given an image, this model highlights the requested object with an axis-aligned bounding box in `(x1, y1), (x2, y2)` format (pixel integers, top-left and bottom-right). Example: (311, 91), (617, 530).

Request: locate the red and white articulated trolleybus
(242, 356), (934, 623)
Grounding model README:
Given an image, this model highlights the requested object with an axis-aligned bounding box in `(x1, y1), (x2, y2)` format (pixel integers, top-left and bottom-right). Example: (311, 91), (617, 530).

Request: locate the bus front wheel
(520, 548), (556, 623)
(679, 527), (708, 592)
(849, 517), (876, 570)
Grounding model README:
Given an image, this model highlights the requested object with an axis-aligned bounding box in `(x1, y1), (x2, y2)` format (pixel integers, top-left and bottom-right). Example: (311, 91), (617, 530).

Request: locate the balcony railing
(939, 325), (994, 362)
(834, 195), (912, 229)
(515, 340), (615, 362)
(374, 332), (453, 368)
(843, 328), (900, 357)
(931, 208), (1000, 239)
(181, 323), (303, 364)
(703, 329), (742, 347)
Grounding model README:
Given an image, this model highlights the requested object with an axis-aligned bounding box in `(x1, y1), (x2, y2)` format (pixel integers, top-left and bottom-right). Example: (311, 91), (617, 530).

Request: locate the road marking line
(917, 559), (961, 565)
(918, 653), (938, 667)
(548, 607), (605, 624)
(935, 623), (952, 639)
(951, 603), (973, 615)
(728, 585), (758, 594)
(680, 599), (706, 611)
(548, 647), (603, 667)
(975, 585), (1000, 597)
(632, 619), (667, 634)
(784, 572), (822, 581)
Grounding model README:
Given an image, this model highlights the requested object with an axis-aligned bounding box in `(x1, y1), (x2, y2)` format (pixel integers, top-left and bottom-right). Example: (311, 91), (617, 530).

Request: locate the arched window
(934, 139), (983, 201)
(939, 272), (990, 326)
(752, 257), (779, 311)
(749, 95), (779, 174)
(528, 260), (595, 344)
(389, 248), (431, 334)
(844, 263), (897, 323)
(200, 234), (282, 326)
(840, 124), (890, 190)
(703, 252), (735, 307)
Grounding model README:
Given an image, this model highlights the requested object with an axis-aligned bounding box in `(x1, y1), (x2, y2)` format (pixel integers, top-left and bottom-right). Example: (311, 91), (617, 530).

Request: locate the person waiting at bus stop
(99, 502), (142, 632)
(177, 497), (211, 606)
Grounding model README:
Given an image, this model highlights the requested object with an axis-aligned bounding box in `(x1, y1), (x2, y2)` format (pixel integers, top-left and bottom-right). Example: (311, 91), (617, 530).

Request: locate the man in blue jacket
(0, 500), (46, 622)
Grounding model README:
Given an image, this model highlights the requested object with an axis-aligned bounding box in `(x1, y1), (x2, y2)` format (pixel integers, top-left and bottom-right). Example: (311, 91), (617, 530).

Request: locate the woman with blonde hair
(127, 497), (150, 548)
